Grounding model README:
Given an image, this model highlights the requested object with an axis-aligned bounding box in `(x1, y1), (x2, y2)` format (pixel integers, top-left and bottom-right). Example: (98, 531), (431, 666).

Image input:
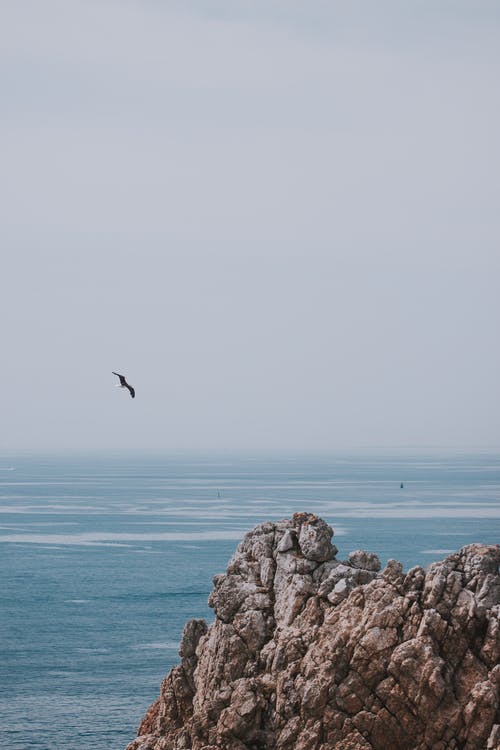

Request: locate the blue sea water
(0, 451), (499, 750)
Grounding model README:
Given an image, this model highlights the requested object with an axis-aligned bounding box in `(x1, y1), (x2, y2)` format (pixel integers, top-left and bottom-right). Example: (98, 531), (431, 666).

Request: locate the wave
(132, 641), (179, 651)
(0, 529), (249, 545)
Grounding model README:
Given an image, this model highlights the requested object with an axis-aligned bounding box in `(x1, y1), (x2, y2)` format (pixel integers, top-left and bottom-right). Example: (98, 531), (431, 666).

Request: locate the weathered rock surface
(126, 513), (500, 750)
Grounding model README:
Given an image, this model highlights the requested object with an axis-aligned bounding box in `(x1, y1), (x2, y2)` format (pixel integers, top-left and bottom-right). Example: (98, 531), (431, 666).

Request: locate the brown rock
(125, 517), (500, 750)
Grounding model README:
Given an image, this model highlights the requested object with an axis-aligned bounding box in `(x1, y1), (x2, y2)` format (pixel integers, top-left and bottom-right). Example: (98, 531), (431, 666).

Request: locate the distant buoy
(400, 482), (404, 489)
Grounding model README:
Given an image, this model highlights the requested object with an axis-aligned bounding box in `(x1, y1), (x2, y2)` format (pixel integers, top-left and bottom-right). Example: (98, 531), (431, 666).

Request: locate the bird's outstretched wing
(112, 371), (135, 397)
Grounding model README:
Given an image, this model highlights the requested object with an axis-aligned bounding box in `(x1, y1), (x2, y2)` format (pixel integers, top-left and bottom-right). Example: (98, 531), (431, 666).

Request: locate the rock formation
(126, 513), (500, 750)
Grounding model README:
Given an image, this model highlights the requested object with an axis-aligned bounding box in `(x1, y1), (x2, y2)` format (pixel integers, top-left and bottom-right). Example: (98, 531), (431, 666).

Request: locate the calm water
(1, 451), (499, 750)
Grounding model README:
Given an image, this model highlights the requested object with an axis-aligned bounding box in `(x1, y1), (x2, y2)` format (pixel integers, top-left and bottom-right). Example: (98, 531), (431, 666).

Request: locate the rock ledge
(126, 514), (500, 750)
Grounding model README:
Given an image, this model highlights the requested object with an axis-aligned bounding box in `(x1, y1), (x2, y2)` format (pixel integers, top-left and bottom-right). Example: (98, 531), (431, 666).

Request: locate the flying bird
(112, 372), (135, 398)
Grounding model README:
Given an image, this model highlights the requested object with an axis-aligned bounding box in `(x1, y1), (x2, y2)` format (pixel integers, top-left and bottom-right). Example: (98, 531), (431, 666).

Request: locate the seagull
(112, 372), (135, 398)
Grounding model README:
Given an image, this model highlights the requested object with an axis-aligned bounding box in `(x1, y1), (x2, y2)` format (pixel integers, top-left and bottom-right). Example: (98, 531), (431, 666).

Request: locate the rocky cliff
(126, 513), (500, 750)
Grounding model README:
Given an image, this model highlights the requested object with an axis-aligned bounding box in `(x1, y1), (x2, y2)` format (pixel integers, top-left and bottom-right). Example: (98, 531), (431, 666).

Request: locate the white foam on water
(85, 542), (135, 547)
(132, 641), (179, 651)
(27, 521), (81, 526)
(0, 529), (249, 545)
(321, 503), (500, 518)
(0, 524), (36, 531)
(0, 481), (73, 486)
(0, 506), (34, 513)
(133, 549), (165, 554)
(0, 504), (107, 513)
(36, 504), (108, 511)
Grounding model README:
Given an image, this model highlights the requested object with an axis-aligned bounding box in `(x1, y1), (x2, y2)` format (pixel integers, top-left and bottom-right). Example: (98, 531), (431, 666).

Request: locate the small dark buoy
(400, 482), (404, 489)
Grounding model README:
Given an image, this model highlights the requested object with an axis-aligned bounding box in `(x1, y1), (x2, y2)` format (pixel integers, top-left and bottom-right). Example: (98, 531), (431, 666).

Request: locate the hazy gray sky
(1, 1), (499, 452)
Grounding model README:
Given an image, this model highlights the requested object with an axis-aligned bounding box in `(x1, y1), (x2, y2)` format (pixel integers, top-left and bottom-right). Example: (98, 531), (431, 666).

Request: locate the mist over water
(1, 452), (498, 750)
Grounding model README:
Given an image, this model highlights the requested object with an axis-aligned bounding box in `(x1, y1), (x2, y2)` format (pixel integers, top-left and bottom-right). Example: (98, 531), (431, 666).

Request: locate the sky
(1, 0), (499, 452)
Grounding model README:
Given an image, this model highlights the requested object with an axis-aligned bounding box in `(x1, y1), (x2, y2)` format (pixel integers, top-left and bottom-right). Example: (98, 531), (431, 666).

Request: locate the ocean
(1, 451), (499, 750)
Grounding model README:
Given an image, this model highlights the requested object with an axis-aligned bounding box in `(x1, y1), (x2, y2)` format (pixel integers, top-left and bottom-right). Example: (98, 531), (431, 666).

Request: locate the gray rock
(126, 517), (500, 750)
(276, 529), (297, 553)
(297, 517), (336, 562)
(349, 549), (381, 571)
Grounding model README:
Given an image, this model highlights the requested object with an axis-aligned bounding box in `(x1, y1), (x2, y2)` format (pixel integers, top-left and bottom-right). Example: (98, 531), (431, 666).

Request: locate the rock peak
(126, 516), (500, 750)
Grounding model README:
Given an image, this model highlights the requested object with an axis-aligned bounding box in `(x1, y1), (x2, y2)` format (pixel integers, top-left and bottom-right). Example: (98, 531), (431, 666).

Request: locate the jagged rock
(126, 517), (500, 750)
(296, 515), (335, 562)
(349, 550), (381, 572)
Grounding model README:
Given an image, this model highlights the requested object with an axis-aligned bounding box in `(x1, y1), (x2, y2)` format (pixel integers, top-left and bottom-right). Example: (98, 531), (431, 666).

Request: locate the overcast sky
(1, 1), (499, 452)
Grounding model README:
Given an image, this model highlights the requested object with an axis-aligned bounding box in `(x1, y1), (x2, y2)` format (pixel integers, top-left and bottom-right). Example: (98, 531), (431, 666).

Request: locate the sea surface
(1, 451), (499, 750)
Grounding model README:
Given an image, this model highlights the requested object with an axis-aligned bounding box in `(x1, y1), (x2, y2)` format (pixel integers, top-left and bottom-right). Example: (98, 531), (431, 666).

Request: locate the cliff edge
(126, 513), (500, 750)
